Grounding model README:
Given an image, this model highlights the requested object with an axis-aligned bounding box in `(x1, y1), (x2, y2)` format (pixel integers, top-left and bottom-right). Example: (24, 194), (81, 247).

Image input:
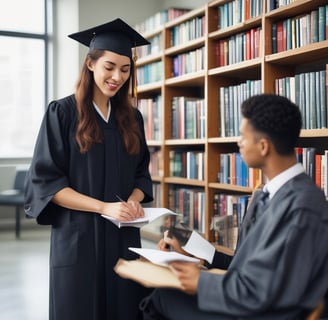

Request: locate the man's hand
(169, 262), (200, 295)
(158, 230), (186, 255)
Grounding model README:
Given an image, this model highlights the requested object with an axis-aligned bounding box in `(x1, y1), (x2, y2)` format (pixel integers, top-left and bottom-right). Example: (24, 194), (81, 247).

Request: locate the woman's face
(87, 50), (131, 98)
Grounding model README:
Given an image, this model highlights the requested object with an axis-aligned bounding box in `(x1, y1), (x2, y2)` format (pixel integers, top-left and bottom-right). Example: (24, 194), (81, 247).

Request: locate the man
(140, 94), (328, 319)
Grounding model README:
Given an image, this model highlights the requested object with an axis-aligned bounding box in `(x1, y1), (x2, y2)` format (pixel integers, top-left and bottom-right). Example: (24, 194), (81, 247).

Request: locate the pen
(115, 195), (126, 202)
(164, 230), (172, 250)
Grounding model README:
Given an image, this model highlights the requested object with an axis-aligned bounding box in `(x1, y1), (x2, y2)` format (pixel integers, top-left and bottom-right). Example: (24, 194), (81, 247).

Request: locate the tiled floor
(0, 226), (157, 320)
(0, 227), (50, 320)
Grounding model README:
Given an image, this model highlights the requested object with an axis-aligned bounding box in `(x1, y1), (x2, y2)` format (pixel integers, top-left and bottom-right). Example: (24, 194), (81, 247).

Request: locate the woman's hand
(101, 201), (143, 221)
(126, 199), (144, 219)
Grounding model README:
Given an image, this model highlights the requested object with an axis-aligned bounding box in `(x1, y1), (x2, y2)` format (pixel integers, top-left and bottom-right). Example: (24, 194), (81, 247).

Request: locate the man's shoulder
(277, 173), (327, 215)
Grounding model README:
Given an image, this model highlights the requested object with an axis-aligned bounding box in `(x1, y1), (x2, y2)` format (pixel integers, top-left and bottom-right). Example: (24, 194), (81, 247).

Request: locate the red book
(215, 42), (220, 67)
(276, 21), (284, 53)
(245, 0), (250, 21)
(315, 154), (321, 189)
(246, 30), (251, 60)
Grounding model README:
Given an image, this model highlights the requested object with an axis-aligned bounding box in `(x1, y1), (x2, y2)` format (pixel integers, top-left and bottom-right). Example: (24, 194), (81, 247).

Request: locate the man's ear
(259, 137), (270, 156)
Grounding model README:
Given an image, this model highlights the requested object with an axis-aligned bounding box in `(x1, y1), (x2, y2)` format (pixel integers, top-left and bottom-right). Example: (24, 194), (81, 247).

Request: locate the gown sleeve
(24, 99), (72, 224)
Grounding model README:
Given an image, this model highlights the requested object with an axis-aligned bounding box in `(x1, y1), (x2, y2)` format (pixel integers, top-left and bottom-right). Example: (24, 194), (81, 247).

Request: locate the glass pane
(0, 37), (45, 157)
(0, 0), (45, 33)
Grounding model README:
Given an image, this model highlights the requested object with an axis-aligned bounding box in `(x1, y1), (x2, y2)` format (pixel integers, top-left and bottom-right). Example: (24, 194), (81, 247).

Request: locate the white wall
(52, 0), (80, 99)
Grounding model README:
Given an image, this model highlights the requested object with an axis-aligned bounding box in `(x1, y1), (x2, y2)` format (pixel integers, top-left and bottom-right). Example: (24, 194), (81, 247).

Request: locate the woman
(24, 18), (153, 320)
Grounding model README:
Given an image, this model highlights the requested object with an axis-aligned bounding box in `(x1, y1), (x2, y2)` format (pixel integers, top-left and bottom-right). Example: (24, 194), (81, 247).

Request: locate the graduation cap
(68, 18), (150, 58)
(68, 18), (150, 101)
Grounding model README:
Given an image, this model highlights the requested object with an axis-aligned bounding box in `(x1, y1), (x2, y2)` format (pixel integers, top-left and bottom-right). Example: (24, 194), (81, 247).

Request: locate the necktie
(259, 189), (269, 206)
(235, 189), (270, 251)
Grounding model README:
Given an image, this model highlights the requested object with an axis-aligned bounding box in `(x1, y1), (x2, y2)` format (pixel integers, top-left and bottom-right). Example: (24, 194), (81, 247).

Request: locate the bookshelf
(137, 0), (328, 248)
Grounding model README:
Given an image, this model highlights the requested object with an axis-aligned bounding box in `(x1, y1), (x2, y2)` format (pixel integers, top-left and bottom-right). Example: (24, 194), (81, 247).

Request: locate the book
(114, 258), (182, 288)
(114, 258), (226, 289)
(102, 207), (177, 228)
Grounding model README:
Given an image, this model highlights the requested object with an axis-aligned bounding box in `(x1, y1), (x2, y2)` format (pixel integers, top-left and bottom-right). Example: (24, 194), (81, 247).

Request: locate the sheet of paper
(143, 208), (177, 223)
(101, 207), (177, 228)
(182, 230), (216, 264)
(129, 247), (200, 267)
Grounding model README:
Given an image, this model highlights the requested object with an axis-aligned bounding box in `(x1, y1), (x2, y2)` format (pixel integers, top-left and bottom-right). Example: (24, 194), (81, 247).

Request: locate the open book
(114, 257), (226, 289)
(102, 207), (178, 228)
(114, 231), (226, 288)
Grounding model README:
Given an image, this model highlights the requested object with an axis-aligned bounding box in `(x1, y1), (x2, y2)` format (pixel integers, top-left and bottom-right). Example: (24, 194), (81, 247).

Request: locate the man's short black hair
(241, 94), (302, 155)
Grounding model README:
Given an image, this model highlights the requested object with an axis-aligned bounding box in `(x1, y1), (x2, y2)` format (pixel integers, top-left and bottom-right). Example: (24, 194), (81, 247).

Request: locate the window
(0, 0), (50, 158)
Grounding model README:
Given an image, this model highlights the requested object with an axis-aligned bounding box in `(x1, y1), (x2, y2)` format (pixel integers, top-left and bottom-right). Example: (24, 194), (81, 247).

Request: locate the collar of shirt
(264, 163), (304, 200)
(93, 100), (111, 123)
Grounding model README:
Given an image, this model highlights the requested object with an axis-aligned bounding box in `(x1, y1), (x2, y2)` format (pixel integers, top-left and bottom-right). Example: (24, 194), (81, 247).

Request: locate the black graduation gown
(24, 95), (153, 320)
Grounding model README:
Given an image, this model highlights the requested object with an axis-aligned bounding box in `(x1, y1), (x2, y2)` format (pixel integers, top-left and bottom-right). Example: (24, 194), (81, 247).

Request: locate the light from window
(0, 0), (45, 33)
(0, 37), (45, 157)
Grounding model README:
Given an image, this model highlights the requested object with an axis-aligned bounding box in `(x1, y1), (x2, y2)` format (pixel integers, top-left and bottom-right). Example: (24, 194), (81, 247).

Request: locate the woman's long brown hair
(74, 49), (141, 155)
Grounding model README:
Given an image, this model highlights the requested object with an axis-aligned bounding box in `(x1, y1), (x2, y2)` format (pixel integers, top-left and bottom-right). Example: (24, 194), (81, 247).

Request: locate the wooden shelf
(265, 41), (328, 66)
(208, 183), (253, 194)
(137, 1), (328, 244)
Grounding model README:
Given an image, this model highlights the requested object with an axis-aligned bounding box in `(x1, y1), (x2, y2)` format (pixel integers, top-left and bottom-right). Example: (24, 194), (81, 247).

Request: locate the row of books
(296, 147), (328, 197)
(137, 61), (163, 85)
(172, 46), (205, 77)
(171, 96), (205, 139)
(217, 147), (328, 195)
(137, 33), (163, 57)
(169, 150), (205, 180)
(134, 8), (190, 34)
(149, 148), (163, 177)
(140, 69), (325, 141)
(275, 68), (327, 130)
(170, 16), (205, 46)
(217, 0), (263, 29)
(168, 186), (205, 233)
(149, 145), (328, 188)
(212, 193), (249, 249)
(219, 79), (262, 137)
(215, 27), (262, 67)
(138, 95), (162, 141)
(268, 0), (322, 12)
(218, 152), (263, 188)
(151, 183), (162, 208)
(272, 5), (328, 53)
